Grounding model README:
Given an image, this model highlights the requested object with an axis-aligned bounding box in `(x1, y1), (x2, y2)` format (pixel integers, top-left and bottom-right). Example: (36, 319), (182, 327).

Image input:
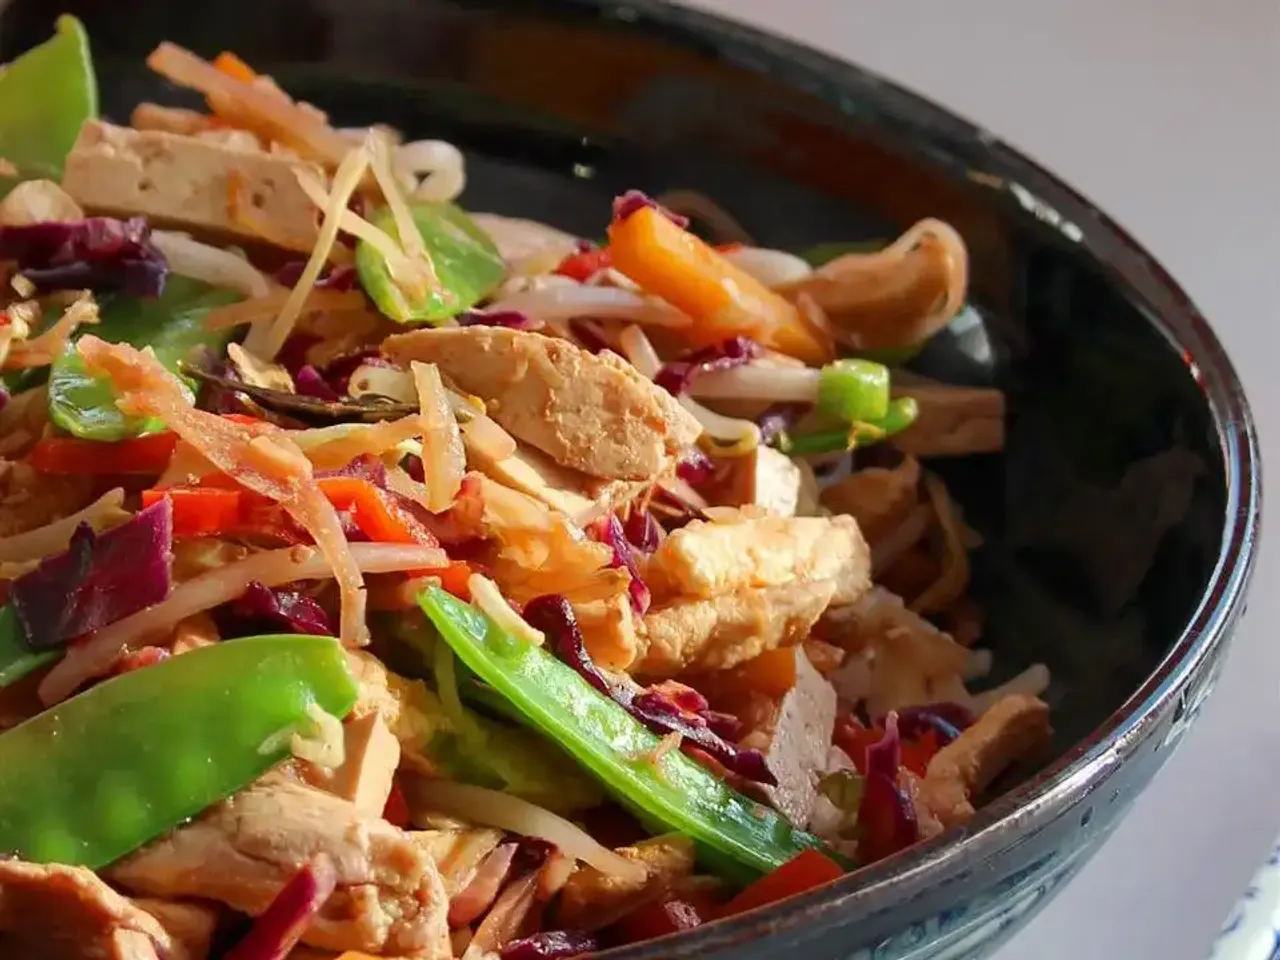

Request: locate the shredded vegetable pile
(0, 19), (1052, 960)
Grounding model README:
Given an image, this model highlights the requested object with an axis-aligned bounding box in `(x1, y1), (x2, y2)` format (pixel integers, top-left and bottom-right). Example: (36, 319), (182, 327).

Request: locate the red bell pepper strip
(315, 477), (438, 546)
(382, 780), (410, 828)
(30, 433), (179, 476)
(142, 488), (243, 538)
(611, 896), (709, 944)
(718, 849), (845, 918)
(833, 716), (882, 775)
(555, 246), (612, 282)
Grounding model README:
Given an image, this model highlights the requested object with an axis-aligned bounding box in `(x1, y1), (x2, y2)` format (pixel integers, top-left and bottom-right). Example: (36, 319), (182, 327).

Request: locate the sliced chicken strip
(466, 438), (648, 524)
(647, 513), (870, 604)
(382, 327), (702, 481)
(109, 778), (450, 957)
(0, 860), (191, 960)
(918, 693), (1051, 829)
(637, 579), (835, 678)
(556, 834), (695, 931)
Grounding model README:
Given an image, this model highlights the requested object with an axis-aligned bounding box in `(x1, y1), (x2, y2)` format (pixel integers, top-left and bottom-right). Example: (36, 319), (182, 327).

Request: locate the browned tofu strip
(919, 693), (1051, 829)
(61, 120), (322, 253)
(637, 579), (835, 678)
(556, 835), (695, 930)
(383, 327), (702, 481)
(647, 513), (870, 604)
(891, 383), (1005, 458)
(300, 712), (401, 815)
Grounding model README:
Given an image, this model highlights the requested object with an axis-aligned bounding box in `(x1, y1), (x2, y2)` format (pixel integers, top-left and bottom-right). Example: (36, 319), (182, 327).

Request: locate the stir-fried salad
(0, 18), (1052, 960)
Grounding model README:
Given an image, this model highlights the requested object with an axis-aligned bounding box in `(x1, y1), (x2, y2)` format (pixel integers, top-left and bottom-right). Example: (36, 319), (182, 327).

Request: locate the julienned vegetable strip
(607, 205), (831, 365)
(417, 586), (833, 881)
(0, 634), (357, 868)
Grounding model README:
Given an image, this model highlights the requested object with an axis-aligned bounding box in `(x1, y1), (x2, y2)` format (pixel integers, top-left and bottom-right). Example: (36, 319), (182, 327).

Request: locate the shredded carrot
(212, 51), (257, 83)
(608, 206), (833, 365)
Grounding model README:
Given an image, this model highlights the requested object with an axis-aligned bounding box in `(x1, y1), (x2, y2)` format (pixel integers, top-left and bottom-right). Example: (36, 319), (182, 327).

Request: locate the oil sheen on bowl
(0, 0), (1258, 957)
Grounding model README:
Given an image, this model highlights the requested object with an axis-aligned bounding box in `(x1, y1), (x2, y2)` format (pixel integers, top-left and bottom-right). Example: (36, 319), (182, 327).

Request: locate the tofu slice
(301, 712), (400, 815)
(61, 119), (322, 253)
(637, 579), (835, 677)
(647, 513), (870, 605)
(383, 327), (702, 481)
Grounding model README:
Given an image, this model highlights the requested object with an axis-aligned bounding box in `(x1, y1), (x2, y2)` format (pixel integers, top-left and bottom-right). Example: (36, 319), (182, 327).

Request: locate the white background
(677, 1), (1280, 957)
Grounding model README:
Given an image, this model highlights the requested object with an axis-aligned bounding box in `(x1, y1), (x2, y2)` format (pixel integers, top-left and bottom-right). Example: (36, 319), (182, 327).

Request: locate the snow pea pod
(49, 276), (240, 440)
(0, 15), (97, 193)
(0, 605), (56, 688)
(356, 203), (505, 324)
(417, 587), (830, 882)
(0, 634), (357, 868)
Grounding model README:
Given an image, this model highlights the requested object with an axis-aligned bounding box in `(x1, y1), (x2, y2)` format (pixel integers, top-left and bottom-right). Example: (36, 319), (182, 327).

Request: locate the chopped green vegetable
(0, 634), (357, 867)
(0, 15), (96, 194)
(356, 203), (505, 324)
(418, 587), (829, 881)
(0, 605), (56, 688)
(778, 397), (919, 456)
(49, 277), (240, 440)
(817, 359), (890, 423)
(396, 619), (602, 814)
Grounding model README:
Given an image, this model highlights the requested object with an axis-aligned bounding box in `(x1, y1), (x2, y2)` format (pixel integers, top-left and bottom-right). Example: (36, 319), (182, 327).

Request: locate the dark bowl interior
(0, 0), (1250, 954)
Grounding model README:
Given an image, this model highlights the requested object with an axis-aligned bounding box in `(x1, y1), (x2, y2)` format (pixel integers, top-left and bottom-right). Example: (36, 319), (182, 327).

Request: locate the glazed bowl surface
(0, 1), (1258, 957)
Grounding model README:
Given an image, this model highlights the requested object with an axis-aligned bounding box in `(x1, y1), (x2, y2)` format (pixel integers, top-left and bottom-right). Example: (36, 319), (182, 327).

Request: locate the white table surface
(678, 1), (1280, 957)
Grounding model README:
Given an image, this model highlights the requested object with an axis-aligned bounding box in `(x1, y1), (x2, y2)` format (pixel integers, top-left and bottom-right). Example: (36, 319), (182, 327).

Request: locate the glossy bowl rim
(508, 0), (1263, 954)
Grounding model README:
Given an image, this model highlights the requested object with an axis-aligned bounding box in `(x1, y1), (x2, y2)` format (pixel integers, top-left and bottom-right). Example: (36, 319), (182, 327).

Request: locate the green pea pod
(776, 397), (919, 457)
(418, 587), (829, 881)
(0, 15), (96, 194)
(356, 203), (505, 324)
(817, 359), (891, 424)
(0, 605), (56, 688)
(0, 634), (357, 867)
(49, 277), (240, 440)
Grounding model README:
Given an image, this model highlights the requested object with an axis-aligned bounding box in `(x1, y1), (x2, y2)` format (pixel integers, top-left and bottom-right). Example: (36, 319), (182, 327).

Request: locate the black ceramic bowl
(1, 1), (1259, 956)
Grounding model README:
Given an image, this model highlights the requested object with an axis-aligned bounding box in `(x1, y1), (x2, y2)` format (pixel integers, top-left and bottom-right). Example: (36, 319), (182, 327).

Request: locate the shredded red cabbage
(224, 581), (334, 638)
(275, 333), (322, 378)
(611, 190), (690, 228)
(893, 703), (973, 746)
(622, 510), (660, 553)
(522, 595), (774, 785)
(0, 217), (168, 297)
(756, 403), (810, 447)
(315, 348), (392, 395)
(855, 713), (919, 864)
(319, 453), (388, 487)
(569, 320), (611, 355)
(675, 448), (715, 487)
(0, 385), (9, 414)
(12, 498), (173, 653)
(223, 856), (337, 960)
(501, 931), (598, 960)
(294, 365), (340, 401)
(655, 337), (762, 397)
(458, 309), (537, 330)
(587, 515), (651, 615)
(274, 261), (357, 291)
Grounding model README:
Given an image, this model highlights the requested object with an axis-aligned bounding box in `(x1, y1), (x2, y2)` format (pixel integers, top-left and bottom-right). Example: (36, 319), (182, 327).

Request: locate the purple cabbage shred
(654, 337), (762, 397)
(294, 365), (341, 401)
(224, 581), (334, 638)
(522, 595), (774, 785)
(622, 510), (660, 553)
(892, 702), (973, 746)
(223, 857), (337, 960)
(458, 309), (537, 330)
(588, 514), (651, 615)
(675, 448), (716, 487)
(11, 498), (173, 652)
(500, 931), (598, 960)
(0, 216), (168, 297)
(756, 403), (811, 447)
(611, 190), (690, 229)
(856, 712), (919, 862)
